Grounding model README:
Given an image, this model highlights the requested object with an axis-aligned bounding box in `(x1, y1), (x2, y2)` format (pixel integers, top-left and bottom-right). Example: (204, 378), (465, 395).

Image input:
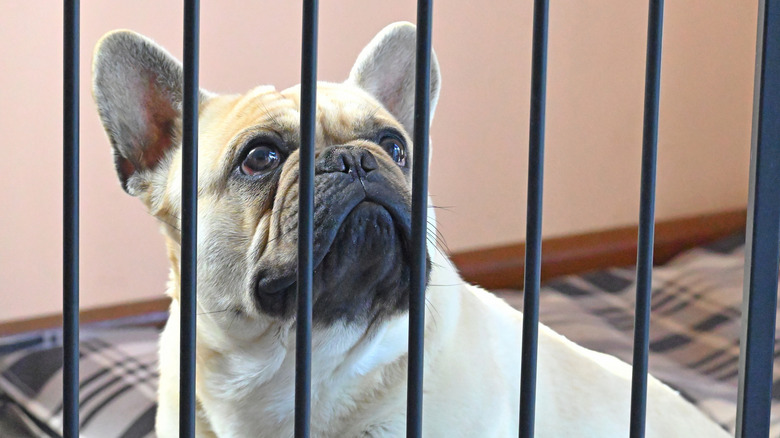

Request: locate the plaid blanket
(0, 233), (773, 437)
(497, 233), (778, 436)
(0, 329), (158, 438)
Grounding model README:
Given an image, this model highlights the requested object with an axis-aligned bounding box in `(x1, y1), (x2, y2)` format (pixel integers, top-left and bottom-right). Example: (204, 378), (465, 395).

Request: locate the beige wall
(0, 1), (755, 322)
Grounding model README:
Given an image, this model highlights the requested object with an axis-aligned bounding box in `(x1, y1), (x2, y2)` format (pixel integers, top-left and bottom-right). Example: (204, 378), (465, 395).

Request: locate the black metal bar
(518, 0), (549, 437)
(180, 1), (199, 437)
(295, 1), (318, 437)
(736, 1), (780, 436)
(63, 0), (79, 436)
(629, 1), (664, 437)
(406, 2), (433, 437)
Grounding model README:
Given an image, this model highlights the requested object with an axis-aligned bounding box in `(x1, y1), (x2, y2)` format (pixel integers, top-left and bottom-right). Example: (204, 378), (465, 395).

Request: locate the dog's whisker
(427, 226), (452, 256)
(426, 283), (466, 288)
(227, 311), (239, 331)
(259, 101), (286, 134)
(425, 233), (451, 258)
(147, 210), (182, 235)
(198, 308), (233, 316)
(424, 298), (440, 329)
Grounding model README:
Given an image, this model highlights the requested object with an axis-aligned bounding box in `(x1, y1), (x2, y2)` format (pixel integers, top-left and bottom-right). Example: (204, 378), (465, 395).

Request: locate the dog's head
(92, 23), (440, 340)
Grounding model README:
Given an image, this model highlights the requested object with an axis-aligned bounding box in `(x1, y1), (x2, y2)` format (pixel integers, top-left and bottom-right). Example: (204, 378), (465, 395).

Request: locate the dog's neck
(163, 272), (416, 435)
(161, 244), (460, 436)
(160, 211), (462, 435)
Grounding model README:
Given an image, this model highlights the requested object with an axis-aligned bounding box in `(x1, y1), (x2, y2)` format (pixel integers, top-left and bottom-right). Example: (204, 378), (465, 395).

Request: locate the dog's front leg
(156, 303), (218, 438)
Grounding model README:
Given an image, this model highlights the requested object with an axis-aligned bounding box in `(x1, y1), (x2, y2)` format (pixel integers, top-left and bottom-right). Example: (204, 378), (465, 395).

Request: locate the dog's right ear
(93, 30), (198, 195)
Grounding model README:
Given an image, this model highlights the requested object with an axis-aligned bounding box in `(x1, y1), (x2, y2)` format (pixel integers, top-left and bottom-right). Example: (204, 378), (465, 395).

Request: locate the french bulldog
(92, 22), (730, 438)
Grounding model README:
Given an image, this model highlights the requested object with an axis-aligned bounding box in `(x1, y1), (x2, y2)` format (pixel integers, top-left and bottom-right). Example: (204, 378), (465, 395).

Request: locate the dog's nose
(317, 146), (378, 177)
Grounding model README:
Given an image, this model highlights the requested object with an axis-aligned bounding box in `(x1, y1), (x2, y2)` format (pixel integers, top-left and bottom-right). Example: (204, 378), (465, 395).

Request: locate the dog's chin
(253, 200), (423, 324)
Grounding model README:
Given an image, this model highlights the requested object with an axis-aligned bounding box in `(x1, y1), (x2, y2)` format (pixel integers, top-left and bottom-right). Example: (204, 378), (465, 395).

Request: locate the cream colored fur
(93, 22), (730, 438)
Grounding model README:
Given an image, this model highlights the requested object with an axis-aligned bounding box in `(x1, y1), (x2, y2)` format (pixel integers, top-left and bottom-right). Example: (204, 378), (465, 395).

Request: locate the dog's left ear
(348, 22), (441, 136)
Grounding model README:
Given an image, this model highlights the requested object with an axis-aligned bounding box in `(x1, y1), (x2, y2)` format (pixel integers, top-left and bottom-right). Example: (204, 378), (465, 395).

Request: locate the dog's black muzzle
(252, 145), (431, 324)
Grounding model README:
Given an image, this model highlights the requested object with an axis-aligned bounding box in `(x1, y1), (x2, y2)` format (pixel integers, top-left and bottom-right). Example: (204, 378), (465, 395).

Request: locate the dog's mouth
(251, 189), (427, 323)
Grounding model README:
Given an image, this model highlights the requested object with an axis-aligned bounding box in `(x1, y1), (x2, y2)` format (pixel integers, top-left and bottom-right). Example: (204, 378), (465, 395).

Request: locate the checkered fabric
(0, 234), (773, 437)
(0, 328), (159, 438)
(497, 233), (778, 436)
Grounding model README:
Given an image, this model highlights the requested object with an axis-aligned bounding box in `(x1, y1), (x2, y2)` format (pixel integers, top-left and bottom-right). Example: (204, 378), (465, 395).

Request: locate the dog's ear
(348, 22), (441, 136)
(92, 30), (203, 195)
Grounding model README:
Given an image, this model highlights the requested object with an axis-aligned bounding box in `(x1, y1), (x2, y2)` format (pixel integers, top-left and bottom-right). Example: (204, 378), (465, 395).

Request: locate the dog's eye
(379, 135), (406, 166)
(241, 145), (280, 176)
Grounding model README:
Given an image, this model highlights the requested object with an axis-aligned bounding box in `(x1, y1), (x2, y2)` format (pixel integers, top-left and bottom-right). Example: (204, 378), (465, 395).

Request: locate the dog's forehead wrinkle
(201, 83), (408, 168)
(319, 94), (398, 144)
(213, 86), (300, 153)
(277, 82), (406, 149)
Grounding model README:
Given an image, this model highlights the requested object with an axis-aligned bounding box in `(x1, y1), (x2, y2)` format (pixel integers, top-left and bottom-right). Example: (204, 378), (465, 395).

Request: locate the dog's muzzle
(251, 145), (430, 324)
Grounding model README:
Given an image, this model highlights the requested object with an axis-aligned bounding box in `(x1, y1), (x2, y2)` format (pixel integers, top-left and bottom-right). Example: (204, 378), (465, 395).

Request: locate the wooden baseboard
(0, 209), (746, 336)
(451, 209), (746, 290)
(0, 297), (171, 337)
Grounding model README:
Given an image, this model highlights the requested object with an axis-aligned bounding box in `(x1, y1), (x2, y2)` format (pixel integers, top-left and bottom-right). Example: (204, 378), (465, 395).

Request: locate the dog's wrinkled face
(203, 84), (418, 325)
(92, 23), (440, 336)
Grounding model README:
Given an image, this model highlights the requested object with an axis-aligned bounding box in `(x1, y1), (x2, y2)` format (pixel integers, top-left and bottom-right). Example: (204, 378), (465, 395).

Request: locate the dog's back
(423, 257), (731, 437)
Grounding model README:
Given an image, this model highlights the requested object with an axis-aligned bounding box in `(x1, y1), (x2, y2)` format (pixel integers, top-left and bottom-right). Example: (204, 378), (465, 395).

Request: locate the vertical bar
(295, 0), (317, 437)
(63, 0), (79, 436)
(629, 1), (664, 437)
(518, 0), (549, 437)
(736, 0), (780, 436)
(406, 1), (433, 437)
(179, 1), (199, 437)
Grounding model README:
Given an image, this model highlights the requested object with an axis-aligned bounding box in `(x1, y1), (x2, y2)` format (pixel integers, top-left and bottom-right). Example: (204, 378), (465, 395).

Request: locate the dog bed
(0, 234), (772, 437)
(0, 326), (159, 437)
(496, 233), (772, 435)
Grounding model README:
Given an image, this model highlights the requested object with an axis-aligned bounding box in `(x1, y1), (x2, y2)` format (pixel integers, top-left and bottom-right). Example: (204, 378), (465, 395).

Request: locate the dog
(92, 22), (730, 438)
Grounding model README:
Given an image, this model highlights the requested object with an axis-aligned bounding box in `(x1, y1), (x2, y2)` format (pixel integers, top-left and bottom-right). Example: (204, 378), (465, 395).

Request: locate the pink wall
(0, 1), (755, 322)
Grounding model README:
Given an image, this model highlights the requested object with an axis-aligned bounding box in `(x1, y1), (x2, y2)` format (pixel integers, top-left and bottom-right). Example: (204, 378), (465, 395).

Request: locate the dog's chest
(198, 344), (407, 437)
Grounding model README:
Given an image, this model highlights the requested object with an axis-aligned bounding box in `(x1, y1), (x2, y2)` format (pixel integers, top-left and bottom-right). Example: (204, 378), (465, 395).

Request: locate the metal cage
(61, 0), (780, 437)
